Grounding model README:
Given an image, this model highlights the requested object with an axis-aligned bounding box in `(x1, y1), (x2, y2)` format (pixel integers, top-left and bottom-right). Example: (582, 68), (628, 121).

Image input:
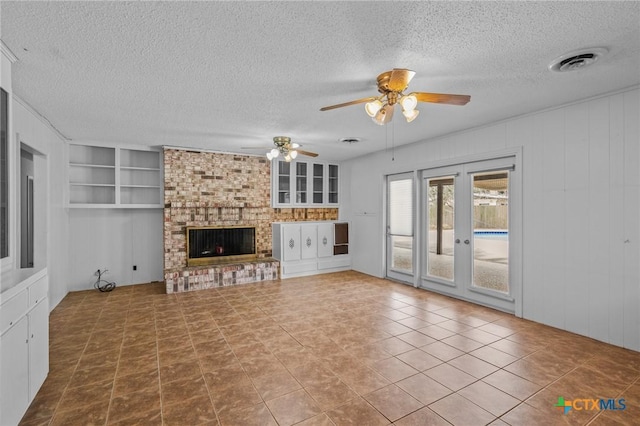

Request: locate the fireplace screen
(187, 226), (256, 265)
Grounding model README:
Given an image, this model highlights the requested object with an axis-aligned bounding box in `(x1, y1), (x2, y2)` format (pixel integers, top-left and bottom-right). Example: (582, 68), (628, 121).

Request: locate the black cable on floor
(94, 269), (116, 292)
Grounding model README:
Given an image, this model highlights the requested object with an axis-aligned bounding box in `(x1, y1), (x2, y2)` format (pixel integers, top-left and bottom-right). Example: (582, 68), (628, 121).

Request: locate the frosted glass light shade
(365, 100), (383, 117)
(290, 150), (298, 159)
(400, 94), (417, 111)
(271, 148), (280, 158)
(403, 109), (420, 122)
(266, 152), (273, 160)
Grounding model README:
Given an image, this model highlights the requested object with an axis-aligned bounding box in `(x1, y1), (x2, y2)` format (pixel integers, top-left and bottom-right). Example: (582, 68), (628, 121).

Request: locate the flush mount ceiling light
(321, 68), (470, 125)
(548, 47), (608, 72)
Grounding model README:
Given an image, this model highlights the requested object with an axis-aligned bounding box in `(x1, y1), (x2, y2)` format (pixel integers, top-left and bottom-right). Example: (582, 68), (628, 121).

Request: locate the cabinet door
(29, 300), (49, 399)
(0, 317), (30, 426)
(295, 162), (309, 204)
(317, 223), (334, 258)
(312, 163), (324, 204)
(328, 164), (339, 204)
(300, 224), (317, 259)
(277, 161), (292, 205)
(282, 225), (301, 261)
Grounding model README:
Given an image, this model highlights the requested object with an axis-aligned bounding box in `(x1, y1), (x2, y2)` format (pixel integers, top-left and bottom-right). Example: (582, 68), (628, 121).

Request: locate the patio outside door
(386, 173), (414, 282)
(421, 157), (517, 313)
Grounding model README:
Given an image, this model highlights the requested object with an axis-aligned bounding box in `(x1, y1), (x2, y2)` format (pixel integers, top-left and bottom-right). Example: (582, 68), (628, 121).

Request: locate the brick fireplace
(163, 148), (338, 293)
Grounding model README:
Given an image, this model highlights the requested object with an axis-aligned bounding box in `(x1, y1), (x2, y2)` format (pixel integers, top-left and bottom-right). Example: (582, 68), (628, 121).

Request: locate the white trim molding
(1, 40), (18, 63)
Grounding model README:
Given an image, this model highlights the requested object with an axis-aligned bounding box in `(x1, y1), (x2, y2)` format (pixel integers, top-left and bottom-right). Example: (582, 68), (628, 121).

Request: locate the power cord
(94, 269), (116, 292)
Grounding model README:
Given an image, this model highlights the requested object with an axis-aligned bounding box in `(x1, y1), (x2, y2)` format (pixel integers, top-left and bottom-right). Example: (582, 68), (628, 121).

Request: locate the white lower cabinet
(0, 316), (29, 426)
(317, 223), (334, 258)
(300, 224), (318, 260)
(273, 221), (350, 279)
(0, 270), (49, 426)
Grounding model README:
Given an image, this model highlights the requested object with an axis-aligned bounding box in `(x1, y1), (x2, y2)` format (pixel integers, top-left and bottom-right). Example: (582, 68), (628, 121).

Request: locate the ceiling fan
(243, 136), (318, 162)
(320, 68), (471, 125)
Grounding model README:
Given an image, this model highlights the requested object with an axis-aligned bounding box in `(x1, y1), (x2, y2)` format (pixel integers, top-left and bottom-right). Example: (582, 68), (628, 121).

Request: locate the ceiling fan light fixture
(403, 108), (420, 122)
(290, 150), (298, 159)
(400, 94), (417, 112)
(271, 148), (280, 158)
(365, 99), (383, 117)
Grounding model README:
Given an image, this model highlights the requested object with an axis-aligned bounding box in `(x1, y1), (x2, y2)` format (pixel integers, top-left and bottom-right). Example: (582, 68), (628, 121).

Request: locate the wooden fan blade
(320, 96), (378, 111)
(295, 149), (319, 157)
(388, 69), (416, 92)
(413, 92), (471, 105)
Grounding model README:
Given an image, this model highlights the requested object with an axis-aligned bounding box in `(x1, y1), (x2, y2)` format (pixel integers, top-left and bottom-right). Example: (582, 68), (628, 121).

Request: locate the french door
(421, 157), (518, 313)
(386, 173), (414, 282)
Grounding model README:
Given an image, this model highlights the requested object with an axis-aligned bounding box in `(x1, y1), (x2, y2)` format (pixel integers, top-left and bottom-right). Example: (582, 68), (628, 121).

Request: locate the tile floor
(19, 271), (640, 425)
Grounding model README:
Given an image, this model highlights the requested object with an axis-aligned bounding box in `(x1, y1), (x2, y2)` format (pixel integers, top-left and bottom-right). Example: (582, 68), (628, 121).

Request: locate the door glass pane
(1, 88), (8, 258)
(313, 163), (323, 203)
(278, 161), (290, 204)
(427, 177), (455, 280)
(472, 171), (509, 293)
(328, 164), (338, 203)
(389, 179), (413, 272)
(296, 162), (307, 203)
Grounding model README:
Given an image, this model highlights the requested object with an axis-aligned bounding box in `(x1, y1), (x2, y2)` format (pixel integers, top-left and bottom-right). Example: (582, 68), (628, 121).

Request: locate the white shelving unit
(67, 144), (162, 208)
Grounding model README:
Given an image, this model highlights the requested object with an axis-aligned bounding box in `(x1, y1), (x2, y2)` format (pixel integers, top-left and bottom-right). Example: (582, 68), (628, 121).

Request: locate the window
(1, 88), (8, 259)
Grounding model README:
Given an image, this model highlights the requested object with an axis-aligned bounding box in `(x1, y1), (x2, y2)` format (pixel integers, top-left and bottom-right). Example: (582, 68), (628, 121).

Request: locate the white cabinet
(317, 222), (334, 258)
(300, 224), (318, 260)
(272, 160), (339, 207)
(28, 300), (49, 399)
(273, 221), (350, 279)
(68, 143), (163, 208)
(0, 316), (29, 426)
(282, 224), (301, 262)
(0, 270), (49, 426)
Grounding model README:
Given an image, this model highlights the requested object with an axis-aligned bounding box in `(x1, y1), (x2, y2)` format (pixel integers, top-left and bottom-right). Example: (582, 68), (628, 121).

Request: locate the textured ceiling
(1, 1), (639, 162)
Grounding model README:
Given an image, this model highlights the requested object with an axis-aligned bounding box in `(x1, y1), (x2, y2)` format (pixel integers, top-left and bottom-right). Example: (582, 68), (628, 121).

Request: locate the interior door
(421, 157), (517, 313)
(386, 173), (414, 283)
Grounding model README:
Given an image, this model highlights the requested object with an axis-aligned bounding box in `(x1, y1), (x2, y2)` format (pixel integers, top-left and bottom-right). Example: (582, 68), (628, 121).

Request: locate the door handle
(455, 239), (460, 244)
(464, 239), (470, 245)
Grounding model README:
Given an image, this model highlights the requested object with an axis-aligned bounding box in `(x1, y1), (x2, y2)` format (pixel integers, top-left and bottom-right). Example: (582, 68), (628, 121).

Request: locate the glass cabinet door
(328, 164), (338, 204)
(296, 162), (308, 203)
(278, 161), (291, 204)
(313, 163), (324, 204)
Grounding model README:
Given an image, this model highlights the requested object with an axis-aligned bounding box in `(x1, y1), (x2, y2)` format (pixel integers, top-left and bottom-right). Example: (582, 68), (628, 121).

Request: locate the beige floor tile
(21, 274), (640, 426)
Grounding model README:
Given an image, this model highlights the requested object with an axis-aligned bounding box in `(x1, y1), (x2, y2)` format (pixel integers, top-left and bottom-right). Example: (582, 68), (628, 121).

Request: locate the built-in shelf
(67, 144), (163, 208)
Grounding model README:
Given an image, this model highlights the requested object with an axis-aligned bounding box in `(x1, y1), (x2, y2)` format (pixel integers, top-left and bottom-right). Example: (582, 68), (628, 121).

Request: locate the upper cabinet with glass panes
(271, 160), (339, 207)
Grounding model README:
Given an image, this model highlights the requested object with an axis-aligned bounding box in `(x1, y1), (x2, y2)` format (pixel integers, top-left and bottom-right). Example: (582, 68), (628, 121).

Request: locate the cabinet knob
(322, 237), (328, 246)
(289, 238), (295, 249)
(306, 237), (312, 247)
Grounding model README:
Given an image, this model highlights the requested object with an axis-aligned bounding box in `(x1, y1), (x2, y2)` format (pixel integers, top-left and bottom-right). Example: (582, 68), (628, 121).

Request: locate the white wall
(341, 87), (640, 351)
(68, 208), (163, 291)
(11, 98), (70, 310)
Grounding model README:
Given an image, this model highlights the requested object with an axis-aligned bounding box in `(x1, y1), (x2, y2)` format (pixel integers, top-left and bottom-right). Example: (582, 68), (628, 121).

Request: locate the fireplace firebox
(187, 226), (256, 266)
